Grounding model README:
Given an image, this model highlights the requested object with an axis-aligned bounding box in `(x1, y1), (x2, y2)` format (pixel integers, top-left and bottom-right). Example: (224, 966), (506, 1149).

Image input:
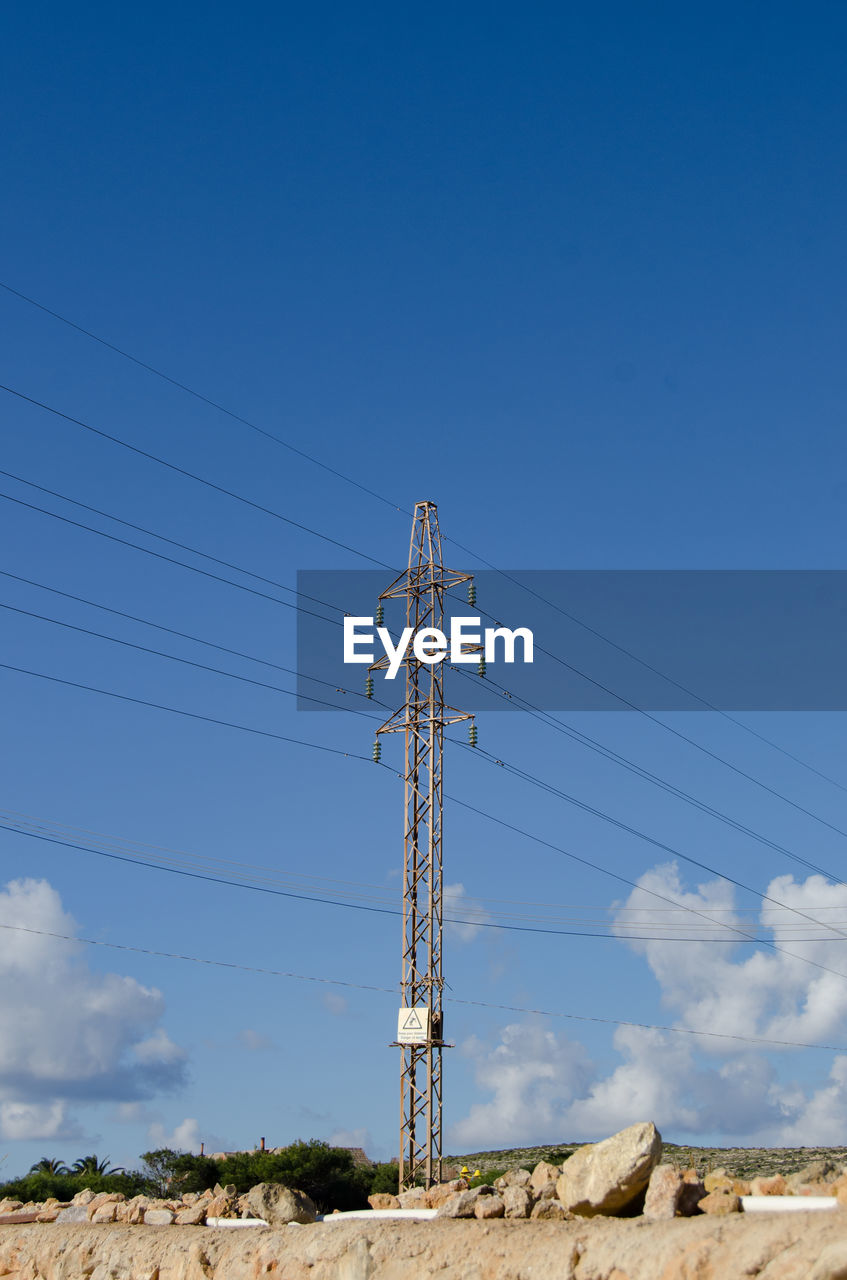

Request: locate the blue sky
(2, 1), (847, 1175)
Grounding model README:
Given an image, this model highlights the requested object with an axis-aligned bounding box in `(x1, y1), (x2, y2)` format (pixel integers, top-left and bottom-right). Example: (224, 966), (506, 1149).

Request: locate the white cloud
(0, 878), (187, 1141)
(133, 1028), (186, 1066)
(444, 882), (493, 943)
(321, 992), (348, 1017)
(613, 863), (847, 1050)
(451, 863), (847, 1147)
(449, 1021), (593, 1149)
(562, 1026), (701, 1139)
(328, 1127), (373, 1153)
(238, 1028), (276, 1051)
(146, 1117), (203, 1152)
(0, 1101), (82, 1142)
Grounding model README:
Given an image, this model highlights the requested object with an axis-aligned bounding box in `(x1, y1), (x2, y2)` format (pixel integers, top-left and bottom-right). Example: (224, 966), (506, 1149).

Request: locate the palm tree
(71, 1154), (124, 1177)
(29, 1156), (70, 1175)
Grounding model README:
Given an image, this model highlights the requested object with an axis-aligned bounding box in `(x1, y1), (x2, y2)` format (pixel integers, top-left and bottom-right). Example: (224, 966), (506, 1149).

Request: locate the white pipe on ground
(741, 1196), (838, 1213)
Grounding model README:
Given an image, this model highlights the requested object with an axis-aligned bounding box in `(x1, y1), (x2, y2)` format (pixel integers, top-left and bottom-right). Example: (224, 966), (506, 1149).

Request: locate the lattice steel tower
(370, 501), (474, 1190)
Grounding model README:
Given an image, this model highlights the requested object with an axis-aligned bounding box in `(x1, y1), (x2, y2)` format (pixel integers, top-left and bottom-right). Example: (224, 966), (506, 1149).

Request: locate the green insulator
(469, 724), (478, 747)
(478, 657), (486, 677)
(468, 583), (476, 606)
(365, 675), (374, 699)
(372, 739), (382, 763)
(376, 603), (384, 625)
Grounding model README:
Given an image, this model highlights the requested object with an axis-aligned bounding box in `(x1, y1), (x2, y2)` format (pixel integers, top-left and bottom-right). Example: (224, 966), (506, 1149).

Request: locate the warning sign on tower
(397, 1006), (430, 1044)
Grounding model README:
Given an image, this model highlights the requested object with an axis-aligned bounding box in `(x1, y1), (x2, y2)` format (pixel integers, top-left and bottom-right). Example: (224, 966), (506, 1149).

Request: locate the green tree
(72, 1154), (123, 1177)
(139, 1148), (220, 1198)
(28, 1157), (70, 1176)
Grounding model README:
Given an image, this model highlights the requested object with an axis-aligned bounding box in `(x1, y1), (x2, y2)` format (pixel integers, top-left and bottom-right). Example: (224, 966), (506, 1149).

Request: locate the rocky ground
(5, 1125), (847, 1277)
(3, 1214), (847, 1279)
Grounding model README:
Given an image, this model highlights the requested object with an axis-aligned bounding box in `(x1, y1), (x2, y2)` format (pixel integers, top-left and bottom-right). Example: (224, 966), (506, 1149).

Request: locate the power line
(0, 467), (345, 619)
(463, 742), (847, 943)
(3, 663), (847, 981)
(440, 545), (847, 797)
(449, 664), (846, 884)
(4, 806), (844, 937)
(0, 383), (394, 570)
(446, 795), (847, 981)
(5, 431), (845, 851)
(3, 283), (841, 802)
(5, 488), (844, 918)
(0, 818), (791, 944)
(5, 559), (846, 954)
(0, 488), (336, 621)
(0, 600), (385, 719)
(7, 462), (846, 902)
(456, 596), (847, 843)
(0, 568), (367, 702)
(0, 279), (409, 515)
(0, 662), (372, 761)
(0, 917), (843, 1052)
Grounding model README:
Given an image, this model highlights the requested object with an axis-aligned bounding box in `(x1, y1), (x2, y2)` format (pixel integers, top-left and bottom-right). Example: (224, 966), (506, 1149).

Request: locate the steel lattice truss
(372, 501), (473, 1189)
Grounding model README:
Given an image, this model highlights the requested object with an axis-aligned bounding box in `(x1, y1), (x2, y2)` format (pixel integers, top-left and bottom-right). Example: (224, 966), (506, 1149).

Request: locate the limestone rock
(698, 1190), (742, 1215)
(243, 1183), (317, 1225)
(532, 1179), (558, 1201)
(368, 1193), (400, 1210)
(56, 1205), (90, 1223)
(474, 1194), (505, 1219)
(144, 1208), (175, 1225)
(436, 1188), (482, 1218)
(502, 1185), (532, 1218)
(35, 1209), (60, 1222)
(397, 1186), (429, 1209)
(750, 1174), (787, 1197)
(425, 1180), (467, 1209)
(91, 1203), (118, 1224)
(531, 1198), (569, 1220)
(206, 1194), (237, 1219)
(556, 1121), (663, 1217)
(72, 1188), (96, 1205)
(643, 1165), (684, 1221)
(175, 1204), (207, 1225)
(0, 1201), (23, 1214)
(494, 1168), (531, 1191)
(530, 1161), (560, 1192)
(703, 1168), (732, 1193)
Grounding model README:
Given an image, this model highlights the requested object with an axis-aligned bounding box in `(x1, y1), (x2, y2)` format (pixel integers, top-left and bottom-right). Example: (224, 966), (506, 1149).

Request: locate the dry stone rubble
(7, 1123), (847, 1275)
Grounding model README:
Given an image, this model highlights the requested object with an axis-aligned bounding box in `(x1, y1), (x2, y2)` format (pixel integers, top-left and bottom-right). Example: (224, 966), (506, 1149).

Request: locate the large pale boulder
(243, 1183), (317, 1225)
(556, 1122), (662, 1217)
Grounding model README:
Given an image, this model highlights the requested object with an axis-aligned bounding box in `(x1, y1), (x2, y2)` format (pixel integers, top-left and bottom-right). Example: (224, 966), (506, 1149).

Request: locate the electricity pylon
(371, 501), (474, 1190)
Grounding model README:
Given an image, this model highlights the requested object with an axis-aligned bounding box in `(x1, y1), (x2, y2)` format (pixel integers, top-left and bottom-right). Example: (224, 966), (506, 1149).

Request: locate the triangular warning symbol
(402, 1009), (424, 1031)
